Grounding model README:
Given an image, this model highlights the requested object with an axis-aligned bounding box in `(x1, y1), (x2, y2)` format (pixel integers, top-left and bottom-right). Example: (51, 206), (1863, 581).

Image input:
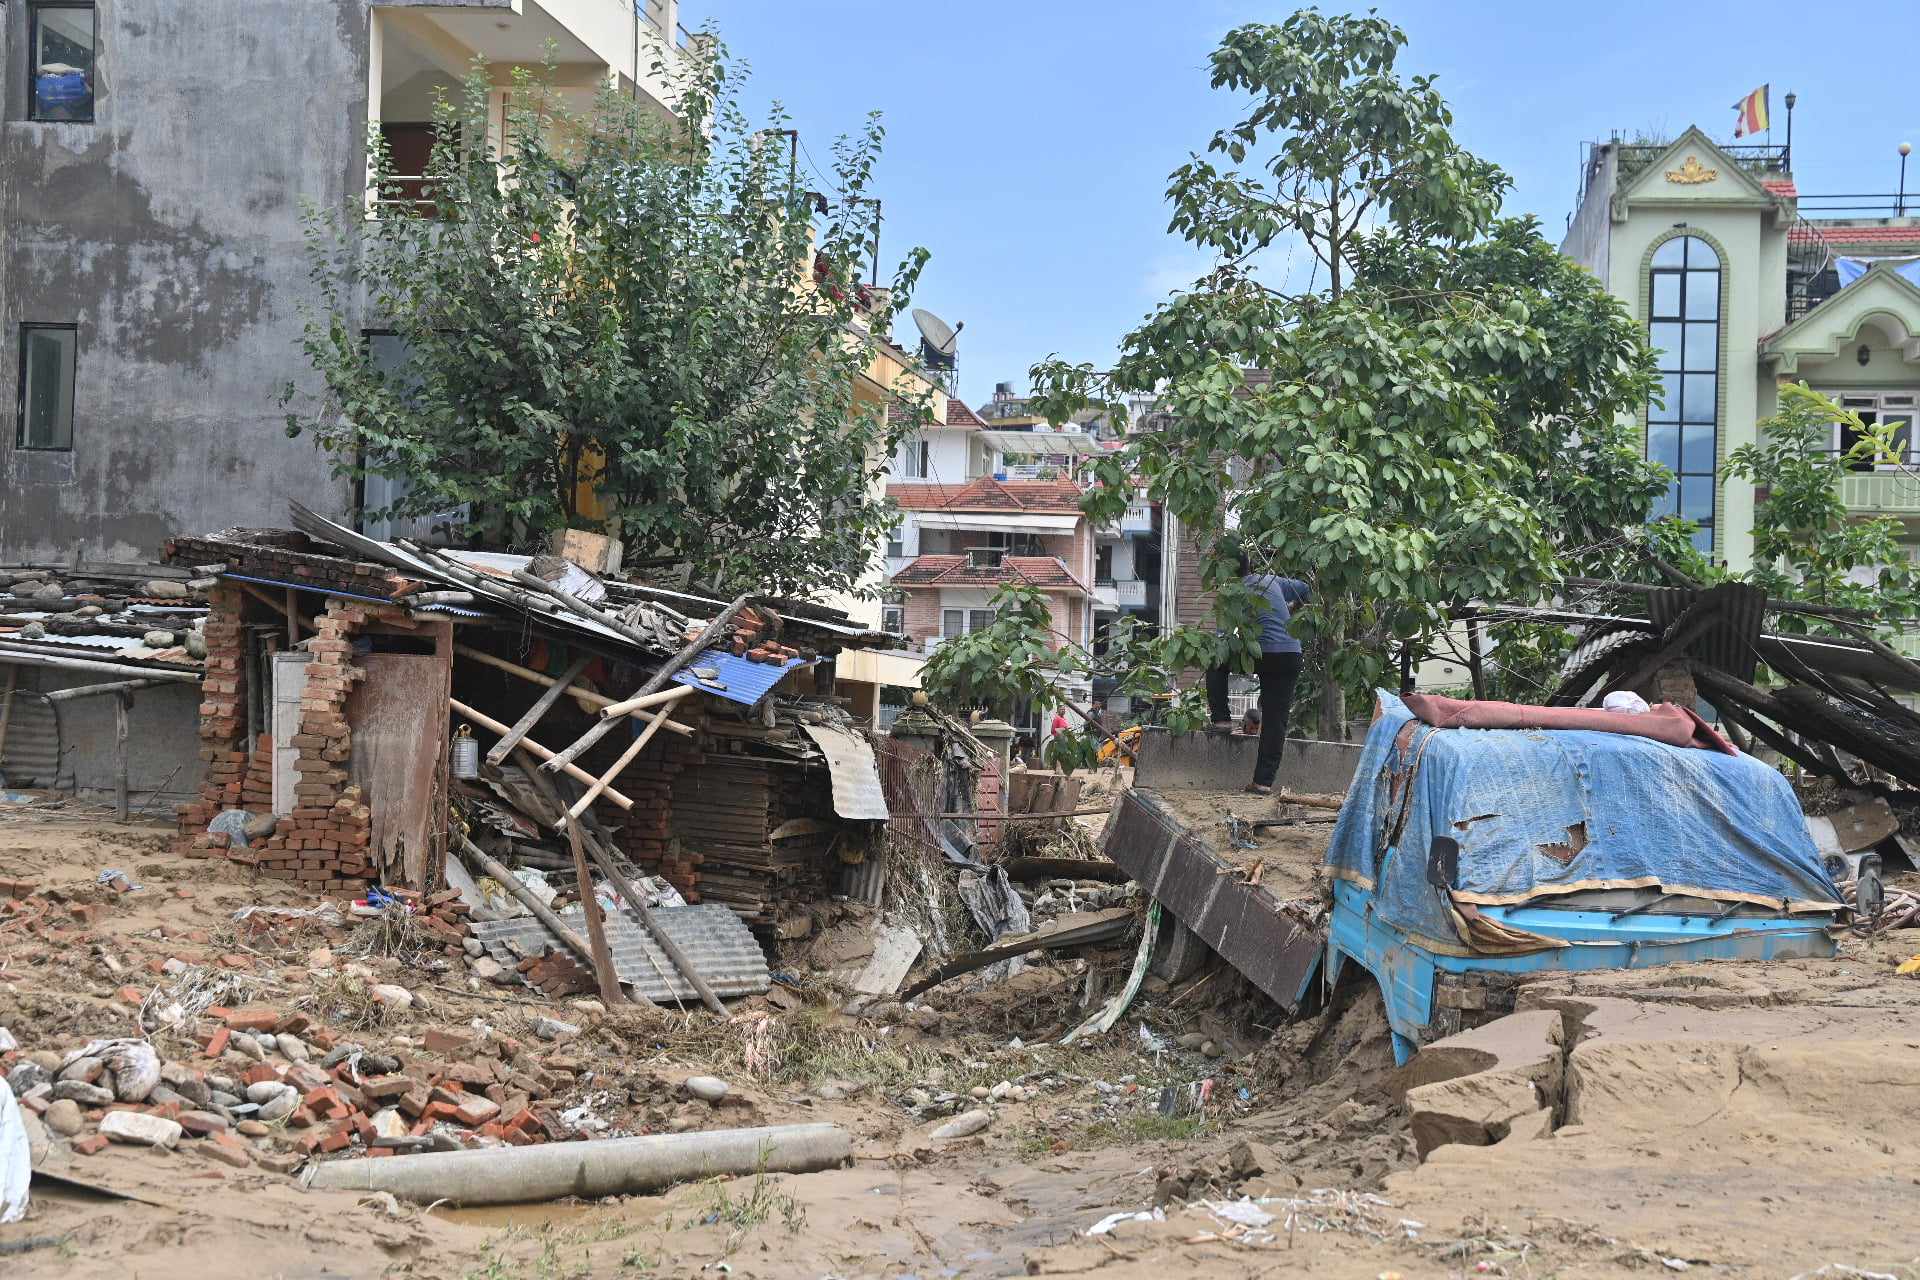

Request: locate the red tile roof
(1762, 178), (1798, 199)
(1788, 223), (1920, 248)
(888, 554), (1088, 594)
(947, 399), (987, 429)
(886, 476), (1086, 514)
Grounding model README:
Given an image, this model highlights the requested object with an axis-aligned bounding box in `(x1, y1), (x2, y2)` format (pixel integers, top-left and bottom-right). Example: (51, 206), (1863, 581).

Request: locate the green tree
(1025, 11), (1661, 734)
(285, 41), (931, 598)
(1722, 383), (1920, 628)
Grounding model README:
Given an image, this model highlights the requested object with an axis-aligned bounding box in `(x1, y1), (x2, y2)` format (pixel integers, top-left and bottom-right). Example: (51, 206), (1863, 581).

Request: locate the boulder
(101, 1111), (183, 1149)
(683, 1076), (729, 1104)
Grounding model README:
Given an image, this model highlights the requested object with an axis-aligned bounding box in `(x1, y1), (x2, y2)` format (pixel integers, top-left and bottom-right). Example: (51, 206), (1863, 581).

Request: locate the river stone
(683, 1076), (729, 1104)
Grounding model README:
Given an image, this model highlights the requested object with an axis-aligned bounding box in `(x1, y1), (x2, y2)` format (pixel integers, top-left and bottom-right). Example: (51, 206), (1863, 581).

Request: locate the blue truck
(1323, 692), (1846, 1063)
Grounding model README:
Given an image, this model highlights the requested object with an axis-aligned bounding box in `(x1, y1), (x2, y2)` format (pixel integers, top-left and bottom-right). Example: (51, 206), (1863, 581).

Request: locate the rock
(531, 1017), (579, 1043)
(968, 1086), (990, 1101)
(683, 1076), (729, 1104)
(32, 582), (65, 601)
(231, 1034), (266, 1062)
(246, 1080), (294, 1105)
(369, 984), (414, 1010)
(306, 947), (334, 969)
(26, 1051), (62, 1073)
(178, 1110), (230, 1136)
(255, 1033), (278, 1051)
(931, 1109), (992, 1141)
(161, 1065), (212, 1107)
(1200, 1040), (1224, 1059)
(469, 957), (505, 983)
(568, 999), (605, 1017)
(144, 579), (189, 598)
(16, 622), (45, 640)
(906, 1007), (942, 1033)
(371, 1108), (409, 1140)
(1176, 1032), (1208, 1050)
(43, 1098), (84, 1136)
(989, 1080), (1014, 1101)
(256, 1090), (299, 1122)
(813, 1080), (863, 1102)
(462, 938), (485, 958)
(236, 1119), (269, 1137)
(101, 1111), (183, 1149)
(360, 1053), (400, 1076)
(6, 1062), (50, 1095)
(51, 1081), (114, 1105)
(185, 632), (208, 659)
(277, 1034), (310, 1064)
(0, 1027), (14, 1053)
(905, 1088), (931, 1108)
(74, 605), (104, 619)
(142, 629), (176, 647)
(23, 1110), (49, 1166)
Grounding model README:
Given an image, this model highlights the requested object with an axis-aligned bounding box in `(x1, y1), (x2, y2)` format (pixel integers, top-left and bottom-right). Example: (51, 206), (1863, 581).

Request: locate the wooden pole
(454, 644), (691, 737)
(43, 678), (167, 703)
(542, 593), (750, 774)
(285, 588), (300, 648)
(448, 698), (636, 809)
(114, 692), (130, 823)
(582, 838), (727, 1015)
(512, 744), (658, 1011)
(485, 654), (592, 767)
(457, 834), (600, 970)
(0, 664), (18, 764)
(598, 685), (694, 720)
(561, 704), (679, 826)
(565, 822), (627, 1007)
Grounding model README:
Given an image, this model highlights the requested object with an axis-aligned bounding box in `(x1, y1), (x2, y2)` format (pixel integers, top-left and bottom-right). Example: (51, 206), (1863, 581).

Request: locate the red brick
(241, 1063), (282, 1087)
(222, 1006), (282, 1031)
(116, 985), (144, 1005)
(72, 1135), (111, 1156)
(454, 1096), (501, 1127)
(202, 1028), (230, 1058)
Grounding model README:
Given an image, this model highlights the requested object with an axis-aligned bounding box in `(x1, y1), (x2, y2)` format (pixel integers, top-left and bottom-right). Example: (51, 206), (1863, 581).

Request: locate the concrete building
(1562, 126), (1920, 570)
(1, 0), (692, 563)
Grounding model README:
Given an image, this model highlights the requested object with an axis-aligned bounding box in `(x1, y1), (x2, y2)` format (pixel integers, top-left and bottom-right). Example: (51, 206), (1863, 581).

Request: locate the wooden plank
(485, 655), (591, 768)
(349, 652), (447, 886)
(565, 822), (626, 1007)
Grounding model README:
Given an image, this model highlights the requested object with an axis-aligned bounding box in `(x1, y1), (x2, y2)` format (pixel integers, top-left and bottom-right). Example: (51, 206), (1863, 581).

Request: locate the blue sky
(684, 1), (1920, 410)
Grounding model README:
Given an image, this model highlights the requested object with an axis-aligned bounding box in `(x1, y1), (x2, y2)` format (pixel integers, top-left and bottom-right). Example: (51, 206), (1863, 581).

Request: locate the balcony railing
(1093, 578), (1148, 610)
(1838, 471), (1920, 513)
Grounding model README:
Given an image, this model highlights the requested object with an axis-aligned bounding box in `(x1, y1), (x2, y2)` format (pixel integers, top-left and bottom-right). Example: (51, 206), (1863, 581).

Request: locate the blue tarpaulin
(1835, 256), (1920, 289)
(1326, 692), (1842, 953)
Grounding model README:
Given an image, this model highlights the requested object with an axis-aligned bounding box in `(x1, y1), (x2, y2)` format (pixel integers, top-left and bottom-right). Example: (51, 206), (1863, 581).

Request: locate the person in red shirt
(1049, 708), (1070, 738)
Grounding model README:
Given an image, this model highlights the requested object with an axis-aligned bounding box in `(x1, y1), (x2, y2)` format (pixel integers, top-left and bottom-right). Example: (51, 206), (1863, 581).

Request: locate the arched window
(1646, 235), (1720, 554)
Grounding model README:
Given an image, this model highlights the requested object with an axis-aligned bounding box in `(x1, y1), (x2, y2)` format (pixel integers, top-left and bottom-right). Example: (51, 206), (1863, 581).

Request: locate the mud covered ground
(5, 799), (1920, 1279)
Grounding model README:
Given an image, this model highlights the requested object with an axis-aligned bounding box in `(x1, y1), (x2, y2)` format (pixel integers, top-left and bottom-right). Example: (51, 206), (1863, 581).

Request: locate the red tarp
(1400, 693), (1738, 755)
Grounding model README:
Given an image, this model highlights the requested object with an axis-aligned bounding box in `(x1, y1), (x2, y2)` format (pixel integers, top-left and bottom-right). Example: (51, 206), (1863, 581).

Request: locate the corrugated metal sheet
(0, 683), (65, 789)
(672, 648), (811, 706)
(4, 632), (139, 651)
(1647, 582), (1765, 683)
(469, 902), (770, 1002)
(799, 723), (889, 820)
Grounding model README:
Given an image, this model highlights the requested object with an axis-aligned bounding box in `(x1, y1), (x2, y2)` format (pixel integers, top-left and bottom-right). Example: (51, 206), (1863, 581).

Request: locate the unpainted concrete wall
(0, 0), (369, 562)
(0, 662), (203, 800)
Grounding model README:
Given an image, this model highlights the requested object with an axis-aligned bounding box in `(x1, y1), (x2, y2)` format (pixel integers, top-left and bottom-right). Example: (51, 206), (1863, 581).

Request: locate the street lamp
(1902, 142), (1913, 216)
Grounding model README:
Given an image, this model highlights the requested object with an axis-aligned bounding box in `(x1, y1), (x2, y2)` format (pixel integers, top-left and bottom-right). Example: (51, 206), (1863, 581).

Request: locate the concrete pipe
(303, 1123), (851, 1206)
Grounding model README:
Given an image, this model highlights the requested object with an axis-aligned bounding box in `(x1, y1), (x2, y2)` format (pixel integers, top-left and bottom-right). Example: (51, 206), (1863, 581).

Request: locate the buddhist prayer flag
(1733, 85), (1769, 138)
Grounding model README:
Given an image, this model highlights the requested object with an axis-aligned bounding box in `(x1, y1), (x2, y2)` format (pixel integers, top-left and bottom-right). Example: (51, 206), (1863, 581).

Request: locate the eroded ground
(4, 798), (1920, 1279)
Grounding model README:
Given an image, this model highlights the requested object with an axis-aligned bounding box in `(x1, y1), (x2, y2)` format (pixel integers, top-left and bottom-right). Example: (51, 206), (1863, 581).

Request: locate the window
(29, 3), (95, 123)
(1646, 235), (1721, 554)
(941, 608), (996, 638)
(896, 435), (929, 479)
(18, 324), (76, 450)
(881, 604), (904, 635)
(886, 533), (904, 559)
(1832, 393), (1916, 471)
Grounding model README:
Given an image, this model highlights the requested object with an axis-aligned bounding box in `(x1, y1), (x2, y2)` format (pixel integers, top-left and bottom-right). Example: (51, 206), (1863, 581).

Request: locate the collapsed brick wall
(178, 591), (420, 890)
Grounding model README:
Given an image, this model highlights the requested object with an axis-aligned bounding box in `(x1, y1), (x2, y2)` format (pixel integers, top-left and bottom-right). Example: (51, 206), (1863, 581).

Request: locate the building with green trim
(1562, 127), (1920, 571)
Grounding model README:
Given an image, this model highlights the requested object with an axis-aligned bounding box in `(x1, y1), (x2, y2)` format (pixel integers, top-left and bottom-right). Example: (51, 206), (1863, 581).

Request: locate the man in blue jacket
(1206, 552), (1310, 795)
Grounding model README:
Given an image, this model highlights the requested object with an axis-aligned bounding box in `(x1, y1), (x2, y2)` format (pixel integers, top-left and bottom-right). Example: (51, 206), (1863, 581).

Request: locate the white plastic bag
(0, 1077), (29, 1224)
(1603, 690), (1651, 715)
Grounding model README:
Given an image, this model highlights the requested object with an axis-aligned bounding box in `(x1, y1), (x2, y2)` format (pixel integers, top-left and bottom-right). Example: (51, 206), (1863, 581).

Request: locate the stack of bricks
(251, 601), (377, 887)
(177, 582), (255, 856)
(612, 733), (701, 901)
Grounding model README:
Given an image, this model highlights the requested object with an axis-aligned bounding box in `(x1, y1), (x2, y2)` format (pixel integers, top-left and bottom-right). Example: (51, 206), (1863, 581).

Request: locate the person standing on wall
(1206, 550), (1310, 796)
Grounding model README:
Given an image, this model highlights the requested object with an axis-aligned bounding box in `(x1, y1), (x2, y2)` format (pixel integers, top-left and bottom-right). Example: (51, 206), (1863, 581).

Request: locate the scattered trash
(1088, 1207), (1164, 1235)
(96, 868), (140, 893)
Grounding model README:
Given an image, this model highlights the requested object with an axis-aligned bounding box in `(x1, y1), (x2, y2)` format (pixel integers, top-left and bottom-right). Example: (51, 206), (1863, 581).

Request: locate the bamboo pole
(598, 685), (694, 720)
(541, 593), (750, 774)
(448, 698), (636, 809)
(453, 644), (691, 736)
(457, 835), (599, 970)
(560, 703), (682, 827)
(485, 654), (592, 767)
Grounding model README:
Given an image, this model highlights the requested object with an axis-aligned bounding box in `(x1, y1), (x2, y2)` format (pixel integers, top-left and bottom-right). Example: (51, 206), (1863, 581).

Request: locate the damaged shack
(163, 504), (915, 1010)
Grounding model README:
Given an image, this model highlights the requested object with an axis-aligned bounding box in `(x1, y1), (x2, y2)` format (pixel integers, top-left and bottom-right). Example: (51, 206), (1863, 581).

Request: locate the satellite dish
(912, 308), (961, 369)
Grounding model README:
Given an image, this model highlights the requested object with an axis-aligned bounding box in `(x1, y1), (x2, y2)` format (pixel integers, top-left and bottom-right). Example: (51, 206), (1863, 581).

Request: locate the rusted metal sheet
(349, 652), (448, 887)
(799, 723), (889, 820)
(1102, 788), (1325, 1013)
(1648, 582), (1765, 683)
